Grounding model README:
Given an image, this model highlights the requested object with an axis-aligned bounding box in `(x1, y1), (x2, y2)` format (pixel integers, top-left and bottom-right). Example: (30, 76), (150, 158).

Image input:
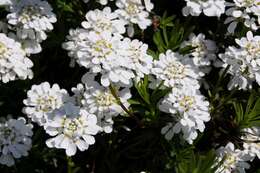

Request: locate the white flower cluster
(160, 87), (210, 144)
(0, 0), (57, 83)
(80, 0), (153, 36)
(219, 31), (260, 90)
(225, 0), (260, 33)
(7, 0), (57, 54)
(63, 7), (153, 87)
(181, 33), (217, 73)
(216, 142), (253, 173)
(80, 73), (131, 133)
(0, 117), (33, 167)
(0, 33), (33, 83)
(23, 81), (102, 156)
(22, 75), (132, 155)
(45, 102), (101, 156)
(115, 0), (153, 36)
(23, 82), (69, 126)
(241, 127), (260, 159)
(0, 0), (12, 6)
(182, 0), (225, 17)
(151, 50), (201, 89)
(155, 50), (210, 144)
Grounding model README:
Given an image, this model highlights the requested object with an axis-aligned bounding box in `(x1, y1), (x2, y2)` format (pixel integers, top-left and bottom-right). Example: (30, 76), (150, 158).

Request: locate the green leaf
(233, 92), (260, 128)
(175, 150), (220, 173)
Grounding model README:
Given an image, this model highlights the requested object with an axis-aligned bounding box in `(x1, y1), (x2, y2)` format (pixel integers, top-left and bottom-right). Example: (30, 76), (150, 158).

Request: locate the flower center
(96, 19), (112, 31)
(96, 92), (115, 107)
(194, 42), (207, 56)
(67, 121), (78, 132)
(62, 118), (80, 138)
(92, 39), (113, 57)
(179, 96), (195, 111)
(245, 42), (260, 57)
(37, 96), (57, 112)
(224, 154), (236, 167)
(164, 62), (185, 79)
(0, 127), (12, 139)
(0, 42), (7, 58)
(19, 6), (41, 23)
(242, 0), (255, 6)
(126, 3), (140, 15)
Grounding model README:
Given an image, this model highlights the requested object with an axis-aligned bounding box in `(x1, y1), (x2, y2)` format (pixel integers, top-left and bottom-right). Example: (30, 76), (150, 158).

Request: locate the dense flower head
(23, 82), (69, 126)
(81, 7), (126, 34)
(119, 38), (153, 79)
(0, 117), (33, 167)
(225, 0), (260, 33)
(151, 50), (201, 89)
(63, 28), (153, 87)
(81, 73), (131, 133)
(62, 28), (89, 67)
(160, 87), (210, 144)
(181, 33), (217, 73)
(115, 0), (152, 36)
(45, 102), (101, 156)
(0, 33), (33, 83)
(216, 142), (253, 173)
(182, 0), (225, 17)
(0, 0), (12, 6)
(241, 127), (260, 159)
(7, 0), (57, 54)
(1, 0), (260, 171)
(219, 31), (260, 90)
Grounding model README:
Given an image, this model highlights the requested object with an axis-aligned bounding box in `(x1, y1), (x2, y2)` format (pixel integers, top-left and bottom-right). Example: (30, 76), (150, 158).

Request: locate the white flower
(81, 7), (126, 34)
(7, 0), (57, 53)
(63, 30), (135, 87)
(115, 0), (152, 36)
(0, 0), (12, 6)
(241, 127), (260, 159)
(219, 31), (260, 90)
(45, 102), (101, 156)
(97, 0), (114, 5)
(65, 30), (119, 70)
(216, 142), (253, 173)
(8, 32), (43, 55)
(225, 0), (260, 33)
(182, 0), (225, 17)
(160, 87), (210, 144)
(23, 82), (69, 126)
(0, 117), (33, 167)
(181, 33), (217, 73)
(0, 33), (33, 83)
(71, 83), (86, 107)
(119, 38), (153, 79)
(151, 50), (201, 89)
(81, 73), (131, 133)
(62, 28), (89, 67)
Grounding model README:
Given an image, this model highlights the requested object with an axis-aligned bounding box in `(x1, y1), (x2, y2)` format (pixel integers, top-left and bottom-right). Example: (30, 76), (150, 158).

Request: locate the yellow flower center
(165, 62), (185, 79)
(37, 96), (57, 112)
(93, 39), (113, 57)
(19, 6), (41, 23)
(126, 3), (140, 15)
(179, 96), (195, 111)
(96, 92), (115, 107)
(0, 42), (8, 58)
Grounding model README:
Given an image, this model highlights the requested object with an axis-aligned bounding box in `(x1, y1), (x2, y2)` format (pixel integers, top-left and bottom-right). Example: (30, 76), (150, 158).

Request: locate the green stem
(67, 156), (74, 173)
(109, 85), (143, 127)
